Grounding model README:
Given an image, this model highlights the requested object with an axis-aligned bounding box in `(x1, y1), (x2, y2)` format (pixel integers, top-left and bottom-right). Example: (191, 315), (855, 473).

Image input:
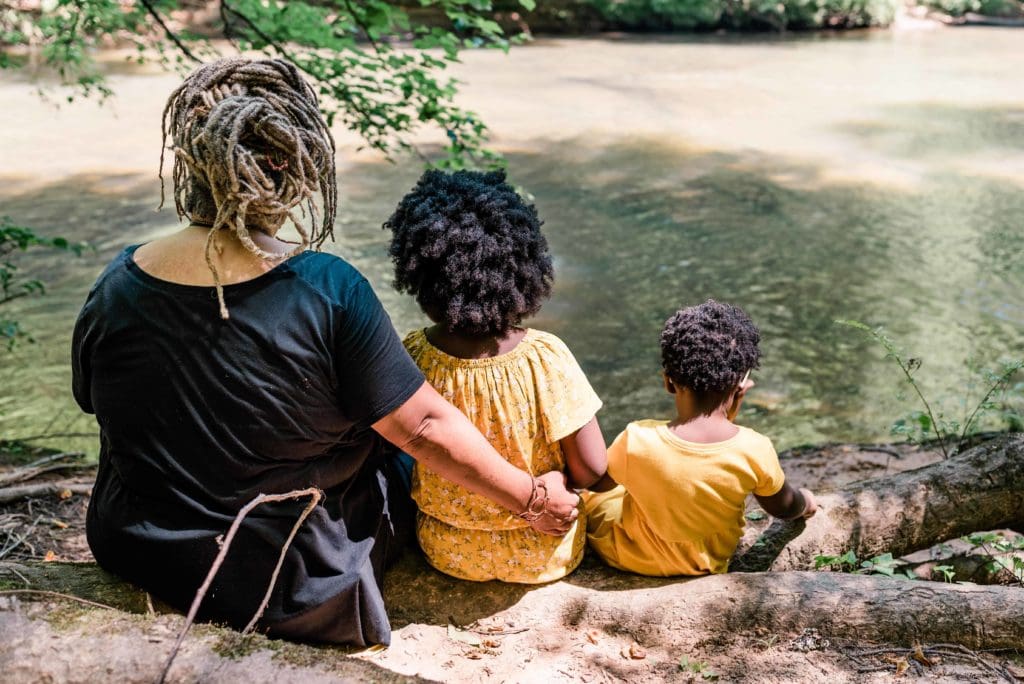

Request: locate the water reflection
(3, 38), (1024, 453)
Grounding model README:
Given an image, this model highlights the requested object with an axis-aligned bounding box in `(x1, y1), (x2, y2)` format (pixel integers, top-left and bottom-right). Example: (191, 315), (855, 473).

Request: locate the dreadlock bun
(159, 58), (337, 318)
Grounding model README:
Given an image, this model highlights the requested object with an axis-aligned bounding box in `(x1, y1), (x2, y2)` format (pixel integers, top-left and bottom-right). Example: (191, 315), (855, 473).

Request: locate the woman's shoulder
(285, 251), (377, 307)
(288, 250), (363, 285)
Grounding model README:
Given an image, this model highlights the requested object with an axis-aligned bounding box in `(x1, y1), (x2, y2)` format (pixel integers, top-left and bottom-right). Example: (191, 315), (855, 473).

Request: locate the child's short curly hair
(384, 169), (553, 336)
(661, 300), (761, 411)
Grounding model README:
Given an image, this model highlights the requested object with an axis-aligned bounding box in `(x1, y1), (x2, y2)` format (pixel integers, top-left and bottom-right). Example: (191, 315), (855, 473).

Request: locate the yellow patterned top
(403, 328), (603, 531)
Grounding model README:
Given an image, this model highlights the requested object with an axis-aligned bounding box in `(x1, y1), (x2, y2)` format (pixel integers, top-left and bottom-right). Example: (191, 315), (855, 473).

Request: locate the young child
(384, 169), (607, 583)
(585, 299), (816, 576)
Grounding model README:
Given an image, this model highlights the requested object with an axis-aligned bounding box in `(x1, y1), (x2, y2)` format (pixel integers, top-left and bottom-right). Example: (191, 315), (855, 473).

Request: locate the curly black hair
(661, 300), (762, 412)
(383, 169), (553, 336)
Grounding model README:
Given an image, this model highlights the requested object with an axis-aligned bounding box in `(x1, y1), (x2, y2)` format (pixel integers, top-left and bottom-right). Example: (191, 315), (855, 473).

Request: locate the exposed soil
(2, 439), (1022, 683)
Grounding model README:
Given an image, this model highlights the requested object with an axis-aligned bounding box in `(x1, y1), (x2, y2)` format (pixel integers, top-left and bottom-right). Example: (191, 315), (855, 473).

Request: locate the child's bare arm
(560, 417), (608, 490)
(754, 483), (817, 520)
(587, 472), (619, 492)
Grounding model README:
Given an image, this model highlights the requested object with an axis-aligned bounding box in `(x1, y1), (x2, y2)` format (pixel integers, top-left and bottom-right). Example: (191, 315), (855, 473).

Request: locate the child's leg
(582, 485), (626, 537)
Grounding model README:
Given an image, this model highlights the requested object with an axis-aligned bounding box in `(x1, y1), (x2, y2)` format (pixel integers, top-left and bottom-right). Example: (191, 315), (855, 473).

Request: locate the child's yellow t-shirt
(585, 419), (785, 576)
(403, 328), (602, 583)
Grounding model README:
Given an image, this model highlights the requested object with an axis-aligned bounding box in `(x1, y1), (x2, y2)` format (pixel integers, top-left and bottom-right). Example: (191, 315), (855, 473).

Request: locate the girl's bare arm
(559, 416), (608, 490)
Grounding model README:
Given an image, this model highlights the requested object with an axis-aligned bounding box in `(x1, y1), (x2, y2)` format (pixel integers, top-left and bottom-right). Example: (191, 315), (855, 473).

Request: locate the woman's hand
(375, 383), (577, 529)
(526, 471), (581, 536)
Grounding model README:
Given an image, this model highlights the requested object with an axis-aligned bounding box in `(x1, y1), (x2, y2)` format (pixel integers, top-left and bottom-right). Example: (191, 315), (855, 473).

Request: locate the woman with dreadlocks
(71, 58), (579, 646)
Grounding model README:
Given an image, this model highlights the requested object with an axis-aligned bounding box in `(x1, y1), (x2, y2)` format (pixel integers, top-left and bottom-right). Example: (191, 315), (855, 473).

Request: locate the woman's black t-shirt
(72, 245), (424, 646)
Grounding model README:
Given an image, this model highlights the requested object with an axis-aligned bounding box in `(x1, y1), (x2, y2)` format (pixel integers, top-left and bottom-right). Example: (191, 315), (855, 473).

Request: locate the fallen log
(6, 557), (1024, 651)
(735, 434), (1024, 572)
(0, 482), (92, 505)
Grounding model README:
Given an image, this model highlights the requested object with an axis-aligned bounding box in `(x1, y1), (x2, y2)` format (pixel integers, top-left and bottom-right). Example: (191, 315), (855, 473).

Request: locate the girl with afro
(585, 300), (817, 576)
(384, 169), (607, 583)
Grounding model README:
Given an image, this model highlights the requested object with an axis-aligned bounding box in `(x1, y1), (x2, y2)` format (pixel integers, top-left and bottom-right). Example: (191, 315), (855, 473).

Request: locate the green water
(2, 29), (1023, 454)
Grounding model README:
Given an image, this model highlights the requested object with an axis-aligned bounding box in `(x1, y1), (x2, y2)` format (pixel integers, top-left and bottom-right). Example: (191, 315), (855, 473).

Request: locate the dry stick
(0, 462), (92, 488)
(8, 432), (99, 443)
(241, 490), (321, 634)
(157, 487), (322, 684)
(0, 483), (92, 506)
(0, 589), (118, 611)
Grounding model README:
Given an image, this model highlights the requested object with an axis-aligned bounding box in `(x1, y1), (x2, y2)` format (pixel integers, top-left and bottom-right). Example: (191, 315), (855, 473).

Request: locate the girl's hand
(528, 471), (581, 536)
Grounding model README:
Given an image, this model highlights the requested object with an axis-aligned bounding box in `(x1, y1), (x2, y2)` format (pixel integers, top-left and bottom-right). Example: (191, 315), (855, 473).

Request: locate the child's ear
(663, 374), (676, 394)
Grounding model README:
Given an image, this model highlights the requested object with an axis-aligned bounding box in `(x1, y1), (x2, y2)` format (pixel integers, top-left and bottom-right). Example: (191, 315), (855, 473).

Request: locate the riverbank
(2, 435), (1022, 682)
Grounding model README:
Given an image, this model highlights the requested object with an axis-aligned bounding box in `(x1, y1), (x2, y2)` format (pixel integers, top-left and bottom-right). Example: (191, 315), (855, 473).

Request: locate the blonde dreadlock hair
(159, 57), (338, 319)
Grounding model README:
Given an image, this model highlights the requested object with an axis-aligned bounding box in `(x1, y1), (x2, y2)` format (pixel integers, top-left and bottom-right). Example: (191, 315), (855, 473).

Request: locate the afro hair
(383, 169), (553, 336)
(661, 300), (762, 411)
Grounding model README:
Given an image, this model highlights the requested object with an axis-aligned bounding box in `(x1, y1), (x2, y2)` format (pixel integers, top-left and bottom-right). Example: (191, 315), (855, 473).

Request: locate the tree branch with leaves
(1, 0), (537, 168)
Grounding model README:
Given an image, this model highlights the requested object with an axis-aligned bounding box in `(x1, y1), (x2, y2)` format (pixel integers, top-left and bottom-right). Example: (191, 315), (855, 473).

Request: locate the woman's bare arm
(372, 382), (580, 535)
(559, 417), (608, 490)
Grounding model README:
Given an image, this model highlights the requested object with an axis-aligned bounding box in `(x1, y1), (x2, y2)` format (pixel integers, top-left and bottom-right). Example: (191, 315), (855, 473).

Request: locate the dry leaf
(43, 550), (58, 562)
(447, 624), (482, 646)
(58, 489), (73, 500)
(464, 651), (484, 660)
(911, 644), (935, 667)
(621, 643), (646, 660)
(585, 629), (601, 645)
(882, 655), (909, 676)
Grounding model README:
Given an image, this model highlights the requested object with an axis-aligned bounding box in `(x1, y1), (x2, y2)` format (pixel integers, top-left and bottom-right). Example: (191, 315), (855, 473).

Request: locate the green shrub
(586, 0), (898, 30)
(923, 0), (1021, 15)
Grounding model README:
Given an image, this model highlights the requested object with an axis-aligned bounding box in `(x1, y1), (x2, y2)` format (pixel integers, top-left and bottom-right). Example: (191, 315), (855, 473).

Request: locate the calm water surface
(1, 29), (1022, 454)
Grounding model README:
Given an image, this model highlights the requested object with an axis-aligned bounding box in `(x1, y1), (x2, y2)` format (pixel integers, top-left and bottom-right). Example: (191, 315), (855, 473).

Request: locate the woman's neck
(425, 324), (527, 360)
(132, 224), (296, 287)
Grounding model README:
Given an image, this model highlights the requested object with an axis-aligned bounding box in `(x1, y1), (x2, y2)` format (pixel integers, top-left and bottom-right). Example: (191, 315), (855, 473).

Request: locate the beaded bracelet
(517, 477), (549, 522)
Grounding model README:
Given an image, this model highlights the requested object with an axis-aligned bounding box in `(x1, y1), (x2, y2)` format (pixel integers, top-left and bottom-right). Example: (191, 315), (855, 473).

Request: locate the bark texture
(735, 434), (1024, 572)
(9, 558), (1024, 650)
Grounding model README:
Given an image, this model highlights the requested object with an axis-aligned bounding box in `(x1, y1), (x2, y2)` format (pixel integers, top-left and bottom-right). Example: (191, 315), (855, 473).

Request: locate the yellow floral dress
(403, 328), (602, 583)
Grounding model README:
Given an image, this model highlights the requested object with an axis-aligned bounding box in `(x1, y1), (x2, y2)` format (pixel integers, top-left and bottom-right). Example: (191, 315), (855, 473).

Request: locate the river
(1, 27), (1022, 454)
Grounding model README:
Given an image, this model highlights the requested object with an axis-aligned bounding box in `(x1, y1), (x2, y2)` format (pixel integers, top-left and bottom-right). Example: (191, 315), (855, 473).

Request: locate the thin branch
(342, 0), (382, 54)
(0, 291), (30, 306)
(138, 0), (201, 64)
(241, 491), (321, 634)
(958, 363), (1023, 452)
(157, 487), (322, 684)
(0, 589), (118, 611)
(0, 482), (92, 505)
(0, 462), (92, 488)
(5, 432), (99, 443)
(892, 354), (948, 458)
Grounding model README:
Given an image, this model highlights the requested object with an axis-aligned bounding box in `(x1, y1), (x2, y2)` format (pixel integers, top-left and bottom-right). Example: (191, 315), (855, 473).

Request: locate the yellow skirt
(416, 512), (586, 584)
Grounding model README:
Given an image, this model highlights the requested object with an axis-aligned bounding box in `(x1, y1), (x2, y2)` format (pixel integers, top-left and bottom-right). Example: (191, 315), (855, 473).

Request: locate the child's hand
(799, 488), (818, 519)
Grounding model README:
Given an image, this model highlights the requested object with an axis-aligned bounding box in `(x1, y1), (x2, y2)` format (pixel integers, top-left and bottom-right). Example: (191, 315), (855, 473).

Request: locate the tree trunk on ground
(734, 434), (1024, 572)
(5, 559), (1024, 650)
